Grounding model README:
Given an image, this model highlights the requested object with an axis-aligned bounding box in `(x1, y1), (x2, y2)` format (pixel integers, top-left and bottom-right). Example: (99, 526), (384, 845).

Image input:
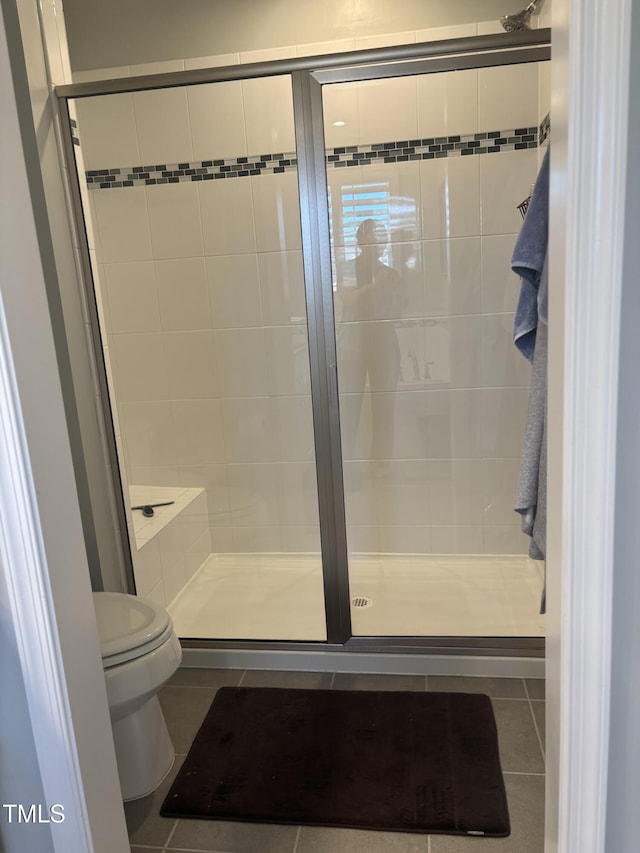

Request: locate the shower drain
(351, 596), (373, 608)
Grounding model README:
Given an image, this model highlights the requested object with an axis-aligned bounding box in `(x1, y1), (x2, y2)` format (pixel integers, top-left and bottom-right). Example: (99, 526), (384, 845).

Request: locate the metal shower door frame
(56, 28), (550, 654)
(290, 33), (550, 649)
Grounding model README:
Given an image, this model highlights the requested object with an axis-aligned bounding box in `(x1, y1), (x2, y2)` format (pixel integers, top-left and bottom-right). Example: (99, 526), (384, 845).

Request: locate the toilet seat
(93, 592), (174, 667)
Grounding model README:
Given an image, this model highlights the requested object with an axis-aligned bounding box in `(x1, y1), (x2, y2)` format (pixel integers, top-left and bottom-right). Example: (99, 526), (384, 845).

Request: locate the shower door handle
(328, 363), (339, 410)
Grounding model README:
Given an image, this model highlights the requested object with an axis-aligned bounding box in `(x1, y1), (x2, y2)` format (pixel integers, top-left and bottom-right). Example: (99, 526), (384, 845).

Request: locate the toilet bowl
(93, 592), (182, 801)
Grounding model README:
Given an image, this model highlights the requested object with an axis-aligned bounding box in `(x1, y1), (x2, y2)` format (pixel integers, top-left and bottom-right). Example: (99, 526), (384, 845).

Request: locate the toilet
(93, 592), (182, 801)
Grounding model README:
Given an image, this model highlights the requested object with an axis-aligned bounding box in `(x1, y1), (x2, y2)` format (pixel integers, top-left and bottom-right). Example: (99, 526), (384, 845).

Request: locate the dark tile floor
(126, 669), (545, 853)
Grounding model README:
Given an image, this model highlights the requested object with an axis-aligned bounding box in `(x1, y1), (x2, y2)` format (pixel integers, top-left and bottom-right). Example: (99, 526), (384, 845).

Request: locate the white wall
(63, 0), (516, 71)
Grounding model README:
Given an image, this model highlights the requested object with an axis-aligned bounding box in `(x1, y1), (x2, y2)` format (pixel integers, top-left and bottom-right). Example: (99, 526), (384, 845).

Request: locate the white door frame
(545, 0), (633, 850)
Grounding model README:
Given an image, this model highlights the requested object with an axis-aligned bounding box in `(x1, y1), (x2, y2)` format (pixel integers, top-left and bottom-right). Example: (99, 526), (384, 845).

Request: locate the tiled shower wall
(75, 20), (548, 562)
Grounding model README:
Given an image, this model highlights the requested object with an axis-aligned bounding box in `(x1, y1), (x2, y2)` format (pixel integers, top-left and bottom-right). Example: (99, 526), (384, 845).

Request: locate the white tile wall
(221, 397), (278, 463)
(214, 328), (269, 397)
(129, 465), (180, 485)
(417, 69), (478, 138)
(156, 257), (211, 330)
(102, 261), (160, 333)
(241, 74), (296, 154)
(198, 178), (257, 255)
(264, 326), (312, 396)
(357, 76), (419, 144)
(187, 81), (248, 160)
(478, 64), (539, 133)
(111, 332), (170, 401)
(171, 400), (226, 465)
(76, 26), (542, 567)
(146, 182), (204, 259)
(322, 83), (359, 149)
(226, 463), (280, 528)
(206, 254), (262, 328)
(481, 234), (521, 314)
(280, 525), (321, 552)
(482, 314), (532, 387)
(272, 396), (316, 462)
(482, 387), (530, 457)
(131, 487), (211, 607)
(75, 94), (140, 170)
(480, 148), (539, 235)
(92, 186), (152, 262)
(129, 60), (185, 76)
(176, 463), (231, 526)
(415, 24), (478, 42)
(355, 31), (416, 50)
(131, 535), (162, 597)
(375, 460), (431, 526)
(133, 87), (194, 164)
(184, 53), (241, 71)
(121, 401), (177, 467)
(422, 237), (482, 316)
(421, 156), (481, 240)
(295, 37), (356, 57)
(276, 462), (321, 526)
(232, 525), (282, 552)
(163, 330), (219, 398)
(251, 171), (302, 252)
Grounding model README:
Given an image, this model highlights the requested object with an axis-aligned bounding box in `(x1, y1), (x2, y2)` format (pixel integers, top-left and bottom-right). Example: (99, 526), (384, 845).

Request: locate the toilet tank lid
(93, 592), (172, 659)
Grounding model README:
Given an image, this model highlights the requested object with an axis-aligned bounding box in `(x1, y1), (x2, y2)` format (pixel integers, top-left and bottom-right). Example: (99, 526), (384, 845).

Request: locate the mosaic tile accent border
(70, 118), (80, 147)
(84, 120), (548, 190)
(85, 153), (298, 189)
(330, 126), (537, 169)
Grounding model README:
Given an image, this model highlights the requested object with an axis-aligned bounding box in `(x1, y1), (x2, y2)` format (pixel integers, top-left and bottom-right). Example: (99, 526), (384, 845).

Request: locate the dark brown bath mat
(160, 686), (510, 837)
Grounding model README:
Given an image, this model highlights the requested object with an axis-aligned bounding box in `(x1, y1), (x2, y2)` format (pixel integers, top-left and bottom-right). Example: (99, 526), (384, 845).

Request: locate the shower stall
(59, 28), (550, 657)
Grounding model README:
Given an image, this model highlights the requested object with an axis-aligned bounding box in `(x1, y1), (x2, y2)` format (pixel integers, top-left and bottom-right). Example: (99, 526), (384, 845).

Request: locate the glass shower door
(321, 65), (546, 638)
(71, 74), (328, 641)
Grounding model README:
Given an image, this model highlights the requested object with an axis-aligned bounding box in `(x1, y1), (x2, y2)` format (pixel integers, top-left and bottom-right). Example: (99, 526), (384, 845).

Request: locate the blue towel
(511, 145), (550, 361)
(511, 145), (550, 613)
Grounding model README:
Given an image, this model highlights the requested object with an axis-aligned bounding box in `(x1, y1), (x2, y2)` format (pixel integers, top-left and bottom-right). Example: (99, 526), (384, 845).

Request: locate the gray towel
(515, 321), (547, 610)
(512, 145), (550, 361)
(511, 147), (549, 614)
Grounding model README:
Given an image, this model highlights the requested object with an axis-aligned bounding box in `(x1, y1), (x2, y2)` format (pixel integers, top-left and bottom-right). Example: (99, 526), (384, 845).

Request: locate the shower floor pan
(168, 553), (545, 642)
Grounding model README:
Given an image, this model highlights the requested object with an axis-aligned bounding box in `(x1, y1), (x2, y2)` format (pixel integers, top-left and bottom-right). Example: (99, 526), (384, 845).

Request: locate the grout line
(162, 840), (240, 853)
(530, 702), (546, 765)
(491, 696), (533, 702)
(329, 672), (336, 688)
(523, 678), (546, 763)
(503, 770), (546, 776)
(292, 825), (302, 853)
(237, 669), (247, 686)
(160, 817), (179, 852)
(162, 846), (226, 853)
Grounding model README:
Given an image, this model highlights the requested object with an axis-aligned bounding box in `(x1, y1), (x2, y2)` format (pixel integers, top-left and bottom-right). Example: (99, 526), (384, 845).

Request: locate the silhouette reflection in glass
(336, 218), (406, 464)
